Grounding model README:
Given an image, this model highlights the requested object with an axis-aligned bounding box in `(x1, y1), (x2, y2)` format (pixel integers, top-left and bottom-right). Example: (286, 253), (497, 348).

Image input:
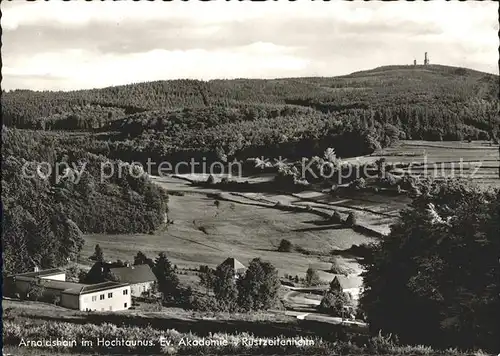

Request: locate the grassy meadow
(370, 140), (500, 188)
(80, 140), (499, 288)
(82, 191), (372, 283)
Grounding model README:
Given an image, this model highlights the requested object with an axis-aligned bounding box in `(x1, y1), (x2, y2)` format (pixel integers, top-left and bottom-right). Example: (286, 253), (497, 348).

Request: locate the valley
(3, 63), (499, 355)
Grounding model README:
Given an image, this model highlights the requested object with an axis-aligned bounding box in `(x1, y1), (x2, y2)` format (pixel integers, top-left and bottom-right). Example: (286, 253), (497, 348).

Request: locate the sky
(1, 0), (498, 91)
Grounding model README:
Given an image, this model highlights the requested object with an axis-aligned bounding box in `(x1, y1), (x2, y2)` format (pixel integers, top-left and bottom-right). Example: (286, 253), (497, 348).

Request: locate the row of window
(90, 289), (128, 302)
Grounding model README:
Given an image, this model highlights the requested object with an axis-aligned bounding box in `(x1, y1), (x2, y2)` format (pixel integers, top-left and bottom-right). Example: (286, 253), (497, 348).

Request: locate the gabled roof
(109, 264), (157, 284)
(63, 281), (130, 296)
(219, 257), (246, 272)
(332, 275), (362, 290)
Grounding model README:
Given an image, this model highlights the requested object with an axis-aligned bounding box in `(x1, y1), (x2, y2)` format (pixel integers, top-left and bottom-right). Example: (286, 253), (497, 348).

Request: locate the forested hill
(2, 65), (499, 163)
(3, 64), (498, 129)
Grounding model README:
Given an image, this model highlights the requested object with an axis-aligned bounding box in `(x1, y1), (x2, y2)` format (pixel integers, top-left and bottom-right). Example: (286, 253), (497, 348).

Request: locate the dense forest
(2, 65), (499, 165)
(361, 180), (500, 352)
(1, 128), (169, 275)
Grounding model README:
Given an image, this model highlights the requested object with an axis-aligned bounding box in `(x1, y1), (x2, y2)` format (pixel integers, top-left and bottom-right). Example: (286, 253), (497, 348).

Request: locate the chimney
(424, 52), (429, 65)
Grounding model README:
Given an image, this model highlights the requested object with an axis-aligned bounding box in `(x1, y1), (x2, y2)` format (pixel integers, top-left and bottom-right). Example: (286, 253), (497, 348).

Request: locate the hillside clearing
(82, 192), (372, 283)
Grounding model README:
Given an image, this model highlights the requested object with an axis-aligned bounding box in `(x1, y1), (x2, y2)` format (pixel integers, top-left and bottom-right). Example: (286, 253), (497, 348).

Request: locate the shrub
(206, 174), (215, 185)
(318, 290), (352, 317)
(349, 178), (366, 190)
(328, 258), (347, 275)
(345, 212), (357, 227)
(26, 281), (46, 301)
(51, 295), (61, 306)
(330, 210), (343, 223)
(305, 267), (321, 287)
(366, 331), (399, 354)
(277, 239), (293, 252)
(187, 294), (233, 312)
(379, 173), (398, 187)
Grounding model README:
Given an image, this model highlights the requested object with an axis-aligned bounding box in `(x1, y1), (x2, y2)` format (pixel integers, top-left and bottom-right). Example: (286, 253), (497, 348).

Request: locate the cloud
(2, 45), (310, 91)
(1, 1), (497, 91)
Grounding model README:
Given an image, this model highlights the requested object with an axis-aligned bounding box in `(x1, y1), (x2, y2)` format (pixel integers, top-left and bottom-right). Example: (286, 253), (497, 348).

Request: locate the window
(123, 289), (128, 295)
(124, 303), (128, 308)
(100, 294), (105, 300)
(92, 296), (97, 302)
(108, 292), (113, 298)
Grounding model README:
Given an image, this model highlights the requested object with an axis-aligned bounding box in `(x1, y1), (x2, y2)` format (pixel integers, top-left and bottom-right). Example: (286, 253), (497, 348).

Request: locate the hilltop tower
(424, 52), (429, 65)
(414, 59), (417, 66)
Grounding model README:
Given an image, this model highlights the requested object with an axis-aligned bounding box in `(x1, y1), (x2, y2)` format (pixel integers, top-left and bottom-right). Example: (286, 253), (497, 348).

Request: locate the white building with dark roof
(87, 262), (157, 297)
(108, 264), (157, 297)
(7, 269), (131, 311)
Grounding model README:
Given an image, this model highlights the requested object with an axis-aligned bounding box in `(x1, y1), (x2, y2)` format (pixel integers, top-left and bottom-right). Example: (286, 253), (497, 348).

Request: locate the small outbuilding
(218, 257), (246, 277)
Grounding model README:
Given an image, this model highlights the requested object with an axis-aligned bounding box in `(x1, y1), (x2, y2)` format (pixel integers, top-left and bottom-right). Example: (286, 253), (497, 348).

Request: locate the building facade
(7, 269), (131, 311)
(62, 282), (131, 311)
(87, 262), (157, 297)
(108, 264), (157, 297)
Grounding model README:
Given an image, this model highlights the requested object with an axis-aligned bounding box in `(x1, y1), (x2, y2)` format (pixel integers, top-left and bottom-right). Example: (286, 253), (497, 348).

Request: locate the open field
(81, 141), (499, 297)
(369, 140), (500, 188)
(82, 190), (373, 285)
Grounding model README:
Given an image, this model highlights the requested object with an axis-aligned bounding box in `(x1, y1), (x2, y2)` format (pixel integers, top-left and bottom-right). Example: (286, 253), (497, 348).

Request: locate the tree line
(3, 65), (498, 143)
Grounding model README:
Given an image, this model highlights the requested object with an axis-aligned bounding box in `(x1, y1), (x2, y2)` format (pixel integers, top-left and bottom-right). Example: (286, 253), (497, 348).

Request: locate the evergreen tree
(154, 252), (179, 302)
(93, 244), (104, 262)
(213, 263), (238, 309)
(198, 265), (215, 295)
(134, 251), (154, 268)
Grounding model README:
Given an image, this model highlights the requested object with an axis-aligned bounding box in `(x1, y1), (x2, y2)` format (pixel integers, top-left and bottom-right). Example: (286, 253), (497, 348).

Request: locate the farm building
(330, 275), (364, 302)
(219, 257), (246, 277)
(87, 262), (157, 297)
(6, 269), (131, 311)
